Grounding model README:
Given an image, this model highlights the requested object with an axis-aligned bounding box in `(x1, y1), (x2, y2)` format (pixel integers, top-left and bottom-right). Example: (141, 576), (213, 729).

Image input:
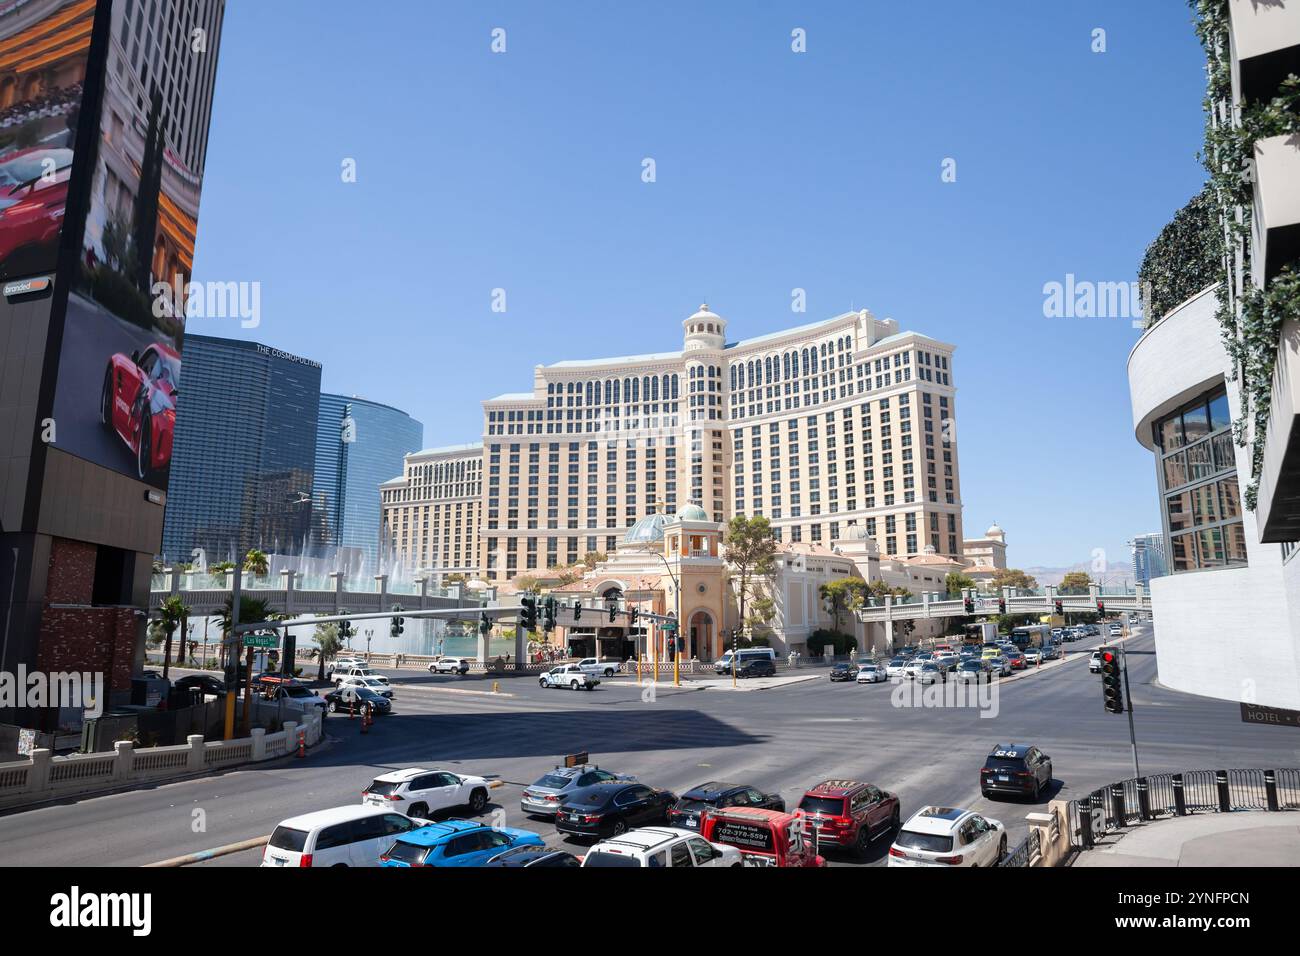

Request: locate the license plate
(998, 775), (1010, 782)
(273, 857), (285, 866)
(686, 816), (698, 828)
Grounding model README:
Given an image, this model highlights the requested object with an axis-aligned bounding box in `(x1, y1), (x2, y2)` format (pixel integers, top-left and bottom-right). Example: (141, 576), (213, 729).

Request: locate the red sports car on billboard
(0, 146), (72, 275)
(100, 343), (180, 481)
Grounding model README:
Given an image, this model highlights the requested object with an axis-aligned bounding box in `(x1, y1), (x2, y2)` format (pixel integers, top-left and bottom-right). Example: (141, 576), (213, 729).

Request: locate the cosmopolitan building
(162, 335), (323, 564)
(315, 394), (423, 573)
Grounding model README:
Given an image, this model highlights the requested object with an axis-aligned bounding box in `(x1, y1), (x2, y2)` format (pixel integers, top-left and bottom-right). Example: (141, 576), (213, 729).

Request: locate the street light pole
(640, 544), (681, 687)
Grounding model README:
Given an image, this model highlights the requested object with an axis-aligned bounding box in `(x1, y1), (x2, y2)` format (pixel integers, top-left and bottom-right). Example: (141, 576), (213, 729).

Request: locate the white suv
(333, 667), (390, 688)
(362, 768), (492, 818)
(581, 827), (742, 868)
(888, 807), (1006, 867)
(429, 657), (471, 675)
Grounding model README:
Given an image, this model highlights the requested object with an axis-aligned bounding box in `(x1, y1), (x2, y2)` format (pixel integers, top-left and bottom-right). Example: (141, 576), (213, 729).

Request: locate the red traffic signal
(1100, 646), (1123, 714)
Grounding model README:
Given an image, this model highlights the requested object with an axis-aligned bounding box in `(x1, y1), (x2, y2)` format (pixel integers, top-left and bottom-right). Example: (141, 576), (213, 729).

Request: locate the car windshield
(889, 658), (906, 665)
(582, 851), (641, 867)
(352, 688), (381, 701)
(383, 841), (430, 866)
(365, 781), (401, 796)
(534, 774), (573, 790)
(895, 830), (954, 853)
(960, 662), (982, 670)
(268, 826), (308, 852)
(285, 686), (312, 698)
(569, 789), (612, 806)
(798, 796), (845, 816)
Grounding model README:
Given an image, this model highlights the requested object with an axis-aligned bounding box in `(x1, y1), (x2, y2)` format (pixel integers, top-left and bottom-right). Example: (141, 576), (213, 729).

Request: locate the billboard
(0, 0), (94, 282)
(47, 0), (223, 489)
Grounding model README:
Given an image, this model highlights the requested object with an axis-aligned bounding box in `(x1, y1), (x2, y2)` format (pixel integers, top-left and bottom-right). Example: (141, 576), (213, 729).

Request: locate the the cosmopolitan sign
(256, 344), (321, 368)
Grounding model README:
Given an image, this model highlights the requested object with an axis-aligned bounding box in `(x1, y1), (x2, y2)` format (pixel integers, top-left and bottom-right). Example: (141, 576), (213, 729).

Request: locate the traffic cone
(297, 728), (306, 758)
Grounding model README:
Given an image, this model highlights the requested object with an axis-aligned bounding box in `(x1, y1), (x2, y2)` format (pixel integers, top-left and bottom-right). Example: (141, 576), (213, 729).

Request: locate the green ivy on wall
(1137, 185), (1221, 326)
(1187, 0), (1300, 510)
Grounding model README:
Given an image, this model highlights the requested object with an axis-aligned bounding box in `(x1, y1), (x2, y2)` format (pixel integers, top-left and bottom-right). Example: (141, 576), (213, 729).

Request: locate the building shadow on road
(318, 708), (769, 766)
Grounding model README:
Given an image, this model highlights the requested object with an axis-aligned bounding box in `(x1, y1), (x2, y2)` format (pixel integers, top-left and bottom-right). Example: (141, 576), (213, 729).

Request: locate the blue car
(379, 819), (544, 867)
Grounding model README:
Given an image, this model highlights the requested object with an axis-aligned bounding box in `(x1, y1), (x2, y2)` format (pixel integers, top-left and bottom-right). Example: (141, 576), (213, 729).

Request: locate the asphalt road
(1, 625), (1296, 867)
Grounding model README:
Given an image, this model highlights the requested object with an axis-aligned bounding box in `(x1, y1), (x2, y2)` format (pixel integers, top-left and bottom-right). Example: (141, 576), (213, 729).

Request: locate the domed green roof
(623, 512), (669, 545)
(676, 504), (708, 521)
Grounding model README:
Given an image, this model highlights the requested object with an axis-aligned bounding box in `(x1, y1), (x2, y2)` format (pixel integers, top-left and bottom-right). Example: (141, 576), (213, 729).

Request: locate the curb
(145, 835), (270, 867)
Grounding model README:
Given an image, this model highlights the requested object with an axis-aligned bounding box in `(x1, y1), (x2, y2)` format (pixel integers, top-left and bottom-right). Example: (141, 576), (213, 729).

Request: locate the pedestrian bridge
(146, 568), (493, 617)
(856, 584), (1151, 631)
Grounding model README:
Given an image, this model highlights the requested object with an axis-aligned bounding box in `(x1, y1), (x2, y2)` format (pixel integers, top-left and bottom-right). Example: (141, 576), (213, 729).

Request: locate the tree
(581, 551), (607, 570)
(744, 585), (777, 641)
(445, 572), (467, 585)
(1058, 571), (1092, 594)
(211, 561), (235, 574)
(312, 617), (343, 681)
(945, 571), (976, 595)
(513, 575), (540, 594)
(990, 568), (1038, 591)
(243, 549), (269, 576)
(724, 515), (778, 640)
(819, 577), (869, 633)
(156, 595), (189, 679)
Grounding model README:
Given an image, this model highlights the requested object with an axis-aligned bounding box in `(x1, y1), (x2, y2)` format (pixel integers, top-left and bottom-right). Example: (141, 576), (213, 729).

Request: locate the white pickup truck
(539, 664), (599, 690)
(576, 658), (622, 677)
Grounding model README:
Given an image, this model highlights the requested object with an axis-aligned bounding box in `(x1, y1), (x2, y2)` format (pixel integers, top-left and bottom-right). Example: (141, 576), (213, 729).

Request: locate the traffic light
(997, 596), (1006, 615)
(1100, 647), (1124, 714)
(572, 601), (582, 621)
(963, 593), (975, 614)
(608, 603), (618, 623)
(1097, 599), (1105, 615)
(520, 594), (537, 630)
(1054, 599), (1064, 616)
(542, 597), (556, 632)
(340, 619), (353, 640)
(479, 611), (491, 635)
(629, 607), (639, 626)
(390, 604), (404, 638)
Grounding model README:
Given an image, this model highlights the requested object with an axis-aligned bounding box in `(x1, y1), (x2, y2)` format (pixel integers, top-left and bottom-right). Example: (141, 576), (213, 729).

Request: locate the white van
(261, 806), (429, 868)
(713, 647), (777, 674)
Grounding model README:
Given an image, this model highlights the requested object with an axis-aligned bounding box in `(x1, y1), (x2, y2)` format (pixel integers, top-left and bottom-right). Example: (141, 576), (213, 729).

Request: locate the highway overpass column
(330, 571), (344, 615)
(884, 595), (894, 653)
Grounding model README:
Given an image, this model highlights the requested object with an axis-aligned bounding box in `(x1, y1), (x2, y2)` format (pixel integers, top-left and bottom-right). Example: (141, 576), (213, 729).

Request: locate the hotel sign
(1240, 703), (1300, 728)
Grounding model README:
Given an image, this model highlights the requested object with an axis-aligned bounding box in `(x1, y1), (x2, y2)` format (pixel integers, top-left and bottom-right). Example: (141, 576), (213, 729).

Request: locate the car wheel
(854, 826), (871, 859)
(539, 678), (548, 687)
(998, 835), (1007, 862)
(136, 412), (152, 481)
(609, 818), (627, 838)
(99, 369), (113, 427)
(469, 789), (488, 813)
(604, 668), (614, 677)
(408, 803), (428, 819)
(570, 680), (580, 690)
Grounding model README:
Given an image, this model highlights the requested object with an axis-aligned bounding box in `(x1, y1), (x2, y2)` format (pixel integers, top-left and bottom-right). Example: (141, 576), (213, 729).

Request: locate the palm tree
(313, 617), (343, 681)
(157, 595), (189, 679)
(243, 549), (269, 577)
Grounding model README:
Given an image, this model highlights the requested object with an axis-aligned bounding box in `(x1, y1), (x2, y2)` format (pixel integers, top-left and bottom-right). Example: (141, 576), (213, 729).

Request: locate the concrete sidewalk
(1072, 812), (1300, 866)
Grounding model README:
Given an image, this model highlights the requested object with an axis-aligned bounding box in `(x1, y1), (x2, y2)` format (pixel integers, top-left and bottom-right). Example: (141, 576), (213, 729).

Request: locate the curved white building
(1127, 286), (1300, 707)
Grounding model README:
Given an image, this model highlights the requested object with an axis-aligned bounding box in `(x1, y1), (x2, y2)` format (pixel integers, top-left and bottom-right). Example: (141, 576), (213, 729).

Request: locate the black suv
(737, 658), (776, 678)
(980, 743), (1053, 800)
(667, 782), (786, 830)
(829, 662), (856, 682)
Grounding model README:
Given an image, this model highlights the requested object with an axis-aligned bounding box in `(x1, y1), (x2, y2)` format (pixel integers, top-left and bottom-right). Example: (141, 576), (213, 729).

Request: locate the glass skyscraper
(315, 394), (423, 574)
(1131, 532), (1169, 588)
(162, 335), (323, 564)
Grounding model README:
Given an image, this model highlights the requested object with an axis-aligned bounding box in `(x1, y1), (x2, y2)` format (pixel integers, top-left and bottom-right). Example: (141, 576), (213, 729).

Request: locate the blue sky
(190, 1), (1209, 570)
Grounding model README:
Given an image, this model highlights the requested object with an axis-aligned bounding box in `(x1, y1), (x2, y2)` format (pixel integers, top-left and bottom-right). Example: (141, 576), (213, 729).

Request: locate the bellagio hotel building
(380, 305), (962, 581)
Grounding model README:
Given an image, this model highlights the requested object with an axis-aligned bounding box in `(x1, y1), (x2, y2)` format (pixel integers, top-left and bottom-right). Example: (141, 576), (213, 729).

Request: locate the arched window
(730, 364), (737, 391)
(651, 376), (659, 400)
(671, 374), (679, 399)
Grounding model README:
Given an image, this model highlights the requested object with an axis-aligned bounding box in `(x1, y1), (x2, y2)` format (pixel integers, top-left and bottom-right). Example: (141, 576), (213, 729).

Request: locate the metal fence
(998, 827), (1041, 867)
(1068, 768), (1300, 849)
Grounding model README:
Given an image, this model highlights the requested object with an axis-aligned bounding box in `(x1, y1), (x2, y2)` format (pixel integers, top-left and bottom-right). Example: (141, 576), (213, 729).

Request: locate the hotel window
(1152, 387), (1244, 572)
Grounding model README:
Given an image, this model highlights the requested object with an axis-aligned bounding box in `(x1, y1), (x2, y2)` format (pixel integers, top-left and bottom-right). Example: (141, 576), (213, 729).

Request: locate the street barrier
(0, 710), (323, 811)
(1067, 768), (1300, 848)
